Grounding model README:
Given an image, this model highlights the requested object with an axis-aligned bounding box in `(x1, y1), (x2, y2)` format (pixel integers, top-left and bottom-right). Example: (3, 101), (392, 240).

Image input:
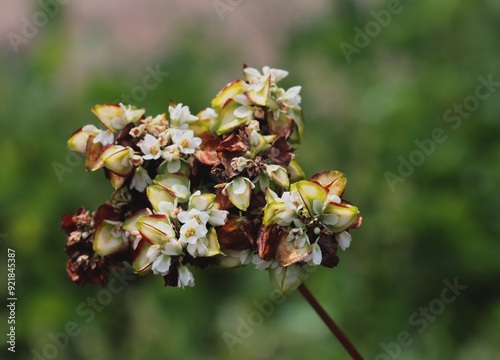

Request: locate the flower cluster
(62, 66), (362, 294)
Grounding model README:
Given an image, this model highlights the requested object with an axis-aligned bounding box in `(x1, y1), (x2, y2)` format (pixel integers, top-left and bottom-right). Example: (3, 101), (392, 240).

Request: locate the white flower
(262, 66), (289, 83)
(186, 236), (209, 258)
(222, 177), (255, 211)
(158, 199), (178, 218)
(336, 231), (352, 251)
(218, 249), (253, 268)
(252, 254), (279, 270)
(92, 129), (115, 146)
(169, 103), (198, 129)
(277, 86), (302, 109)
(147, 240), (183, 276)
(243, 67), (268, 93)
(171, 129), (202, 155)
(200, 107), (218, 121)
(207, 209), (228, 227)
(120, 103), (145, 123)
(327, 194), (341, 204)
(277, 190), (304, 227)
(178, 208), (210, 225)
(231, 156), (251, 172)
(130, 166), (152, 192)
(170, 183), (191, 200)
(305, 242), (322, 266)
(82, 124), (100, 136)
(186, 191), (229, 227)
(161, 144), (181, 172)
(233, 94), (254, 119)
(312, 199), (339, 226)
(286, 227), (309, 249)
(82, 124), (114, 146)
(179, 219), (208, 245)
(265, 164), (289, 188)
(178, 264), (195, 288)
(138, 134), (162, 160)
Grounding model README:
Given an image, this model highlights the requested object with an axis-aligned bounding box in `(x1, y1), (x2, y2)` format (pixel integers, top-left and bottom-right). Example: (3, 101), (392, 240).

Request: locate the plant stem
(298, 283), (363, 360)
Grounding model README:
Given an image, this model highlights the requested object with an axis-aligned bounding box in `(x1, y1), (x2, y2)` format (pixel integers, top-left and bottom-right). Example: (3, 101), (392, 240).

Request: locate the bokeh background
(1, 1), (499, 359)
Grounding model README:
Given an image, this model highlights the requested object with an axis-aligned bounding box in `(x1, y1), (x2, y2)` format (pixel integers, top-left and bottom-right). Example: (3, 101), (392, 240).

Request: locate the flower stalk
(298, 283), (363, 360)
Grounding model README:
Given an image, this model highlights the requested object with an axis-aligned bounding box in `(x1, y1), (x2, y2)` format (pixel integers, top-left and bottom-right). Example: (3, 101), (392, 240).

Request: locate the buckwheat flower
(207, 209), (228, 227)
(178, 264), (195, 288)
(277, 86), (302, 110)
(231, 157), (251, 173)
(265, 164), (290, 189)
(305, 242), (323, 266)
(222, 176), (255, 211)
(147, 239), (183, 276)
(92, 128), (115, 146)
(336, 231), (351, 251)
(91, 104), (144, 133)
(186, 236), (209, 257)
(286, 227), (309, 250)
(327, 194), (341, 204)
(252, 254), (279, 270)
(218, 249), (253, 268)
(243, 67), (268, 93)
(199, 107), (218, 122)
(295, 180), (360, 233)
(138, 134), (162, 160)
(278, 190), (304, 227)
(178, 208), (210, 226)
(93, 220), (129, 256)
(233, 94), (254, 119)
(248, 120), (260, 131)
(312, 199), (339, 226)
(179, 219), (208, 245)
(158, 199), (179, 218)
(170, 129), (202, 155)
(130, 166), (152, 192)
(170, 184), (191, 201)
(187, 191), (229, 227)
(262, 66), (289, 83)
(169, 103), (198, 129)
(161, 144), (181, 173)
(120, 103), (146, 124)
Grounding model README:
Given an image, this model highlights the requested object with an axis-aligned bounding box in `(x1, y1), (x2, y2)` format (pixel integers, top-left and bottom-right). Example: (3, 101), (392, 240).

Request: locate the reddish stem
(298, 283), (363, 360)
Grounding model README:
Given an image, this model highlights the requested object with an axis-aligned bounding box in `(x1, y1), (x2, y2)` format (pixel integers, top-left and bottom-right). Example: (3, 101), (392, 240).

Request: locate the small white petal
(336, 231), (352, 251)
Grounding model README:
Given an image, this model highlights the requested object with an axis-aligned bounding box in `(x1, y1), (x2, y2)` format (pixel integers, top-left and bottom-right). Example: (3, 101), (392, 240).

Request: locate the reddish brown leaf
(216, 216), (252, 250)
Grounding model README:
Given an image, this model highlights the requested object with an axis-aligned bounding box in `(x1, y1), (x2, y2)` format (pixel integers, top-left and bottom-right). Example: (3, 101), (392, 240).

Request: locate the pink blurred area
(2, 0), (330, 73)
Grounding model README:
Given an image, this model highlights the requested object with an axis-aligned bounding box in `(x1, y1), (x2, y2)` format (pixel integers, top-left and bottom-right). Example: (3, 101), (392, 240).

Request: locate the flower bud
(265, 164), (290, 189)
(222, 177), (255, 211)
(311, 171), (347, 197)
(135, 214), (176, 245)
(101, 145), (134, 176)
(213, 99), (250, 136)
(67, 128), (90, 154)
(211, 80), (245, 113)
(147, 185), (176, 213)
(93, 220), (128, 256)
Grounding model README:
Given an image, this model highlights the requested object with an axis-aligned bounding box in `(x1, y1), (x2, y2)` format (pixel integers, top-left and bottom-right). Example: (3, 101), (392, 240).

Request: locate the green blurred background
(1, 1), (499, 359)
